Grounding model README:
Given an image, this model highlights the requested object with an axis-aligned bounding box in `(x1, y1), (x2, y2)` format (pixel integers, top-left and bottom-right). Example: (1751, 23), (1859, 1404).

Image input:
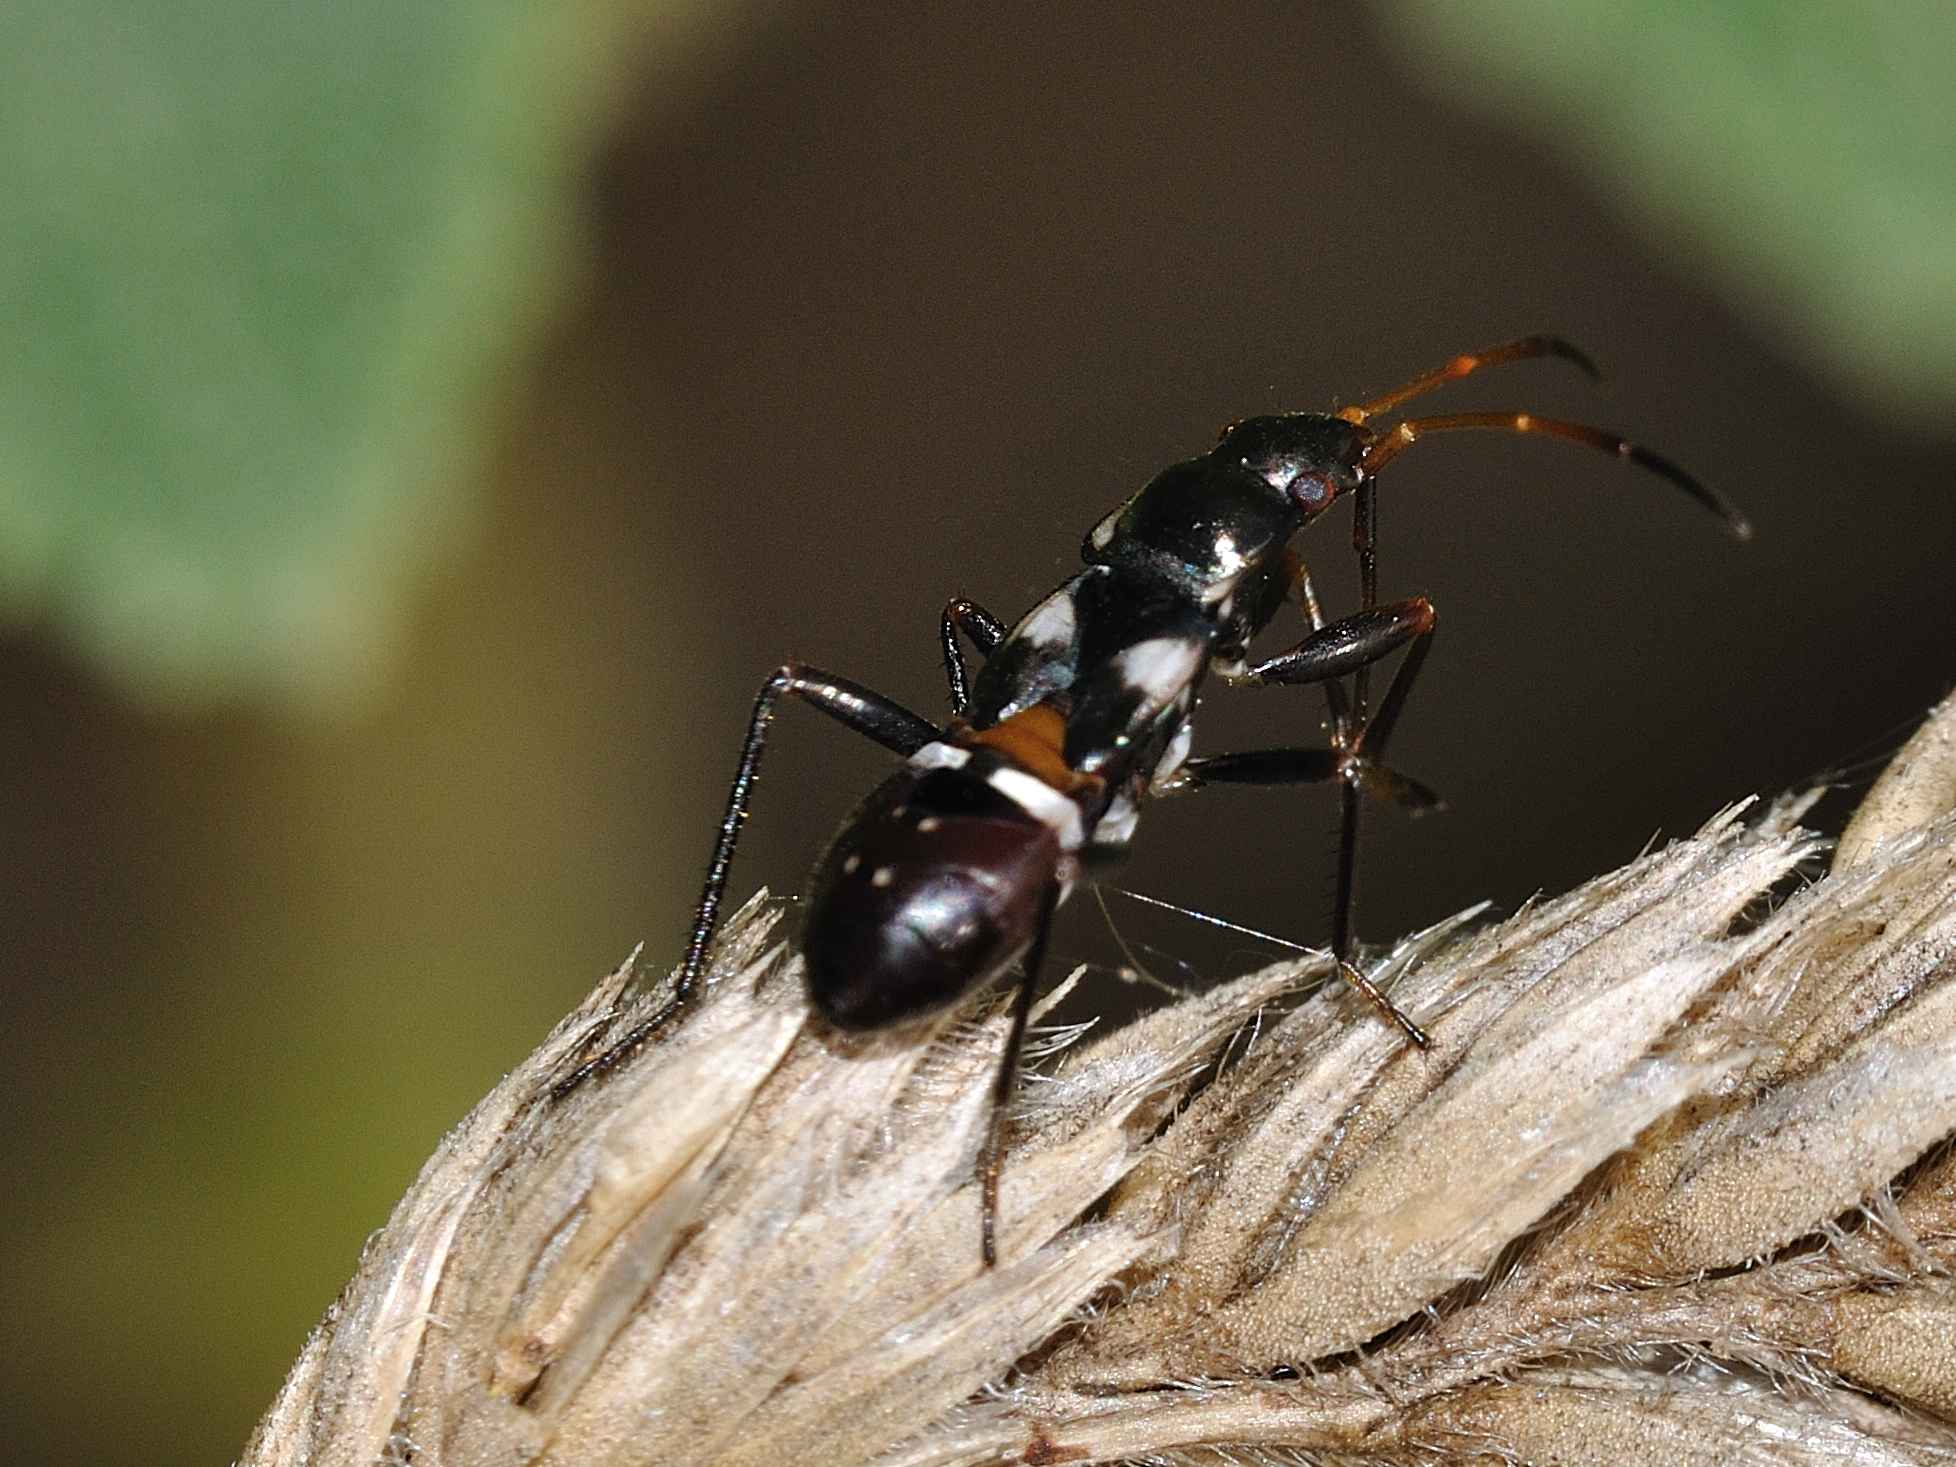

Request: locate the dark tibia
(979, 882), (1060, 1268)
(550, 662), (940, 1099)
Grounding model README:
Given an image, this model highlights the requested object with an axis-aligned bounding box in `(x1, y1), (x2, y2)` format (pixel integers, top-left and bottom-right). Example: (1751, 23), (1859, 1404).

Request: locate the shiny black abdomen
(801, 764), (1062, 1030)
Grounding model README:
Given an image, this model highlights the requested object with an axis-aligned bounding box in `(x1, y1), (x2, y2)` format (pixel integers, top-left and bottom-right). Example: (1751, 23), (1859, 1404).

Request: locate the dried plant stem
(243, 694), (1956, 1467)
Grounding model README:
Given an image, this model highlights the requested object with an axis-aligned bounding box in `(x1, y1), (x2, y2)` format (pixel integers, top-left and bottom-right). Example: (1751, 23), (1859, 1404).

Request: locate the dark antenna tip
(1531, 334), (1605, 384)
(1360, 411), (1753, 545)
(1621, 438), (1751, 542)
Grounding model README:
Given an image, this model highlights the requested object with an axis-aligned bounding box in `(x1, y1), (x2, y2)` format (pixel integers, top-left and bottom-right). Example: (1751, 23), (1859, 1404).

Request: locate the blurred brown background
(5, 5), (1955, 1464)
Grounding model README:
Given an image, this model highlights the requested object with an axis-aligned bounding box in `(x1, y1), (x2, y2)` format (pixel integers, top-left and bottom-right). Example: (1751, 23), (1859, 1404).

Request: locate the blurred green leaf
(1377, 0), (1956, 422)
(0, 2), (703, 709)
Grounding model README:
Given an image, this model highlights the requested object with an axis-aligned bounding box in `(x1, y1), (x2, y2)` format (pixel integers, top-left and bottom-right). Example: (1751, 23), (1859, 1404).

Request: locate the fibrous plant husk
(242, 694), (1956, 1466)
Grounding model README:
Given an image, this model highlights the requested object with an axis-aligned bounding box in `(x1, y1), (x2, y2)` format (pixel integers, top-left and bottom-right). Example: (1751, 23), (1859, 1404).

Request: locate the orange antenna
(1337, 335), (1600, 425)
(1359, 410), (1753, 541)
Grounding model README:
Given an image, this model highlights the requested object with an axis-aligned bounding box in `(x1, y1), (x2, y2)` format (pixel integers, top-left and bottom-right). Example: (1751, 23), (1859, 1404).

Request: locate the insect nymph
(558, 337), (1749, 1265)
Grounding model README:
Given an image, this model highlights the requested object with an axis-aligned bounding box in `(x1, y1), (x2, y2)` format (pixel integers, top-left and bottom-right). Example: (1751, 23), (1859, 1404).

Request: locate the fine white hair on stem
(244, 700), (1956, 1466)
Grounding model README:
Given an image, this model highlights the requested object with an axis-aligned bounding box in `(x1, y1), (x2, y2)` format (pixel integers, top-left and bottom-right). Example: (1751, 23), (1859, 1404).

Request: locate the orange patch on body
(962, 704), (1097, 795)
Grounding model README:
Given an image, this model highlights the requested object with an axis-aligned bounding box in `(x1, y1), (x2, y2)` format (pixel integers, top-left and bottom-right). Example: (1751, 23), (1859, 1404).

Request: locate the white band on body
(906, 741), (971, 772)
(985, 766), (1086, 851)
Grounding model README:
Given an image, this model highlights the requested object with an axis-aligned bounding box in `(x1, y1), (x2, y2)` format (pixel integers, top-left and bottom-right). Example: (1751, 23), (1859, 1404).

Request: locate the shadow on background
(4, 5), (1954, 1463)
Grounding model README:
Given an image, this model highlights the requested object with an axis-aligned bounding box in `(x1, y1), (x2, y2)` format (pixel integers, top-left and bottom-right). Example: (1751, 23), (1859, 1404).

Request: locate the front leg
(1351, 480), (1380, 715)
(1244, 596), (1436, 779)
(1223, 594), (1439, 1048)
(1232, 597), (1434, 706)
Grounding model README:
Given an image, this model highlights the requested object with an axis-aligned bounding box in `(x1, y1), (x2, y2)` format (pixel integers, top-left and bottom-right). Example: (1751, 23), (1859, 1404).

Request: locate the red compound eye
(1289, 472), (1335, 512)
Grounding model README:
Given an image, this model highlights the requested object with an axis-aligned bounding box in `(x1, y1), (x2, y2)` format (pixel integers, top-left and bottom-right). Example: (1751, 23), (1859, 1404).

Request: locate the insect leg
(939, 597), (1007, 715)
(1178, 745), (1434, 1047)
(1273, 555), (1407, 1035)
(1345, 496), (1392, 1009)
(1269, 549), (1358, 751)
(1225, 597), (1439, 1047)
(1234, 597), (1436, 691)
(1180, 747), (1442, 813)
(1350, 481), (1379, 717)
(551, 663), (939, 1098)
(979, 882), (1060, 1268)
(1327, 627), (1436, 1044)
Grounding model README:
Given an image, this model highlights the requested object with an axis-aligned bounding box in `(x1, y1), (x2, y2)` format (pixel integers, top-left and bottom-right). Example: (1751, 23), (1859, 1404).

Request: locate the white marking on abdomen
(907, 741), (971, 772)
(986, 766), (1085, 851)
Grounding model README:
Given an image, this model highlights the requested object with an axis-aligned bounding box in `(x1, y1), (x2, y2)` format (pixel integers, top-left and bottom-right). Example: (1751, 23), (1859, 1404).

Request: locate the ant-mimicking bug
(554, 336), (1750, 1266)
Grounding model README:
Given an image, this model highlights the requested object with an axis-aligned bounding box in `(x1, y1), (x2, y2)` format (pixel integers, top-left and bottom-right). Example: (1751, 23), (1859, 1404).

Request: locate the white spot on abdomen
(985, 766), (1086, 852)
(907, 741), (971, 772)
